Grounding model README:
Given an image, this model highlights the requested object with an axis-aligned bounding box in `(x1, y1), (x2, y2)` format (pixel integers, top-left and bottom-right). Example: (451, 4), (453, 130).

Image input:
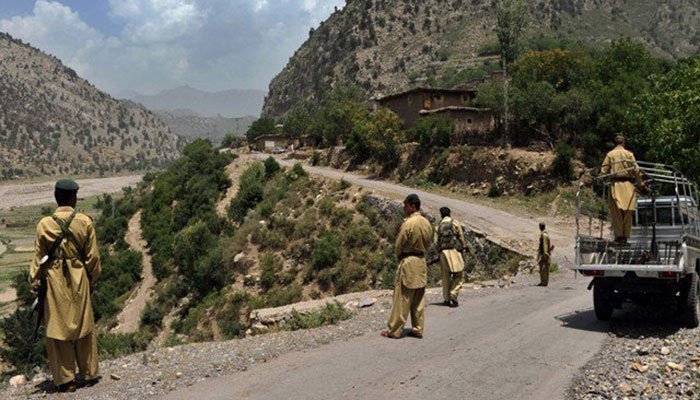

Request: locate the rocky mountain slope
(0, 33), (182, 179)
(130, 86), (266, 118)
(262, 0), (700, 117)
(155, 109), (254, 145)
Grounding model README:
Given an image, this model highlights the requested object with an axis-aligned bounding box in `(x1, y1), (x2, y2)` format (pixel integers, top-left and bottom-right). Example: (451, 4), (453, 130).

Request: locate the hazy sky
(0, 0), (345, 96)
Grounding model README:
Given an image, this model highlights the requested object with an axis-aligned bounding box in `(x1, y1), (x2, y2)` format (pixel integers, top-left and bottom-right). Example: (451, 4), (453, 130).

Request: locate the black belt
(399, 252), (424, 260)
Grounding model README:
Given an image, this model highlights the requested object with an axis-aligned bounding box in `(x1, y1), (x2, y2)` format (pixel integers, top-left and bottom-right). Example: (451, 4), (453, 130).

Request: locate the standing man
(537, 222), (553, 287)
(434, 207), (466, 307)
(600, 135), (643, 243)
(30, 179), (101, 392)
(382, 194), (432, 339)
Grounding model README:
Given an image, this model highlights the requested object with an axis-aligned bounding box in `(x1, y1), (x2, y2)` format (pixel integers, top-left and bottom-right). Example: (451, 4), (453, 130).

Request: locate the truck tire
(680, 273), (700, 328)
(593, 284), (614, 321)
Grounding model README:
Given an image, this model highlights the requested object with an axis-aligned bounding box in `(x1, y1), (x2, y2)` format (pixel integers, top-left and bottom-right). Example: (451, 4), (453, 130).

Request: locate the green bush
(411, 116), (452, 149)
(311, 234), (342, 270)
(260, 253), (283, 290)
(343, 222), (375, 248)
(336, 178), (351, 191)
(98, 332), (149, 359)
(284, 303), (352, 331)
(291, 163), (307, 177)
(141, 302), (165, 328)
(216, 292), (248, 339)
(552, 141), (575, 181)
(266, 283), (303, 307)
(264, 156), (281, 178)
(311, 151), (321, 166)
(0, 308), (46, 376)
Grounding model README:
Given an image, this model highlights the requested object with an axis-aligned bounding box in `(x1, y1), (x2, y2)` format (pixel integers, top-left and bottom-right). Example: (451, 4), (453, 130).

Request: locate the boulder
(9, 375), (26, 387)
(358, 297), (376, 308)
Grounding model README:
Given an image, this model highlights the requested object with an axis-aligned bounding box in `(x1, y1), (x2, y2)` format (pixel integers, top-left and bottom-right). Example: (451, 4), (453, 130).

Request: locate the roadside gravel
(568, 306), (700, 399)
(4, 270), (549, 399)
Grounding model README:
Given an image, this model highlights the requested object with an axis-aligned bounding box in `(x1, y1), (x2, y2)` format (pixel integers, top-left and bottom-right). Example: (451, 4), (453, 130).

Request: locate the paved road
(161, 156), (605, 400)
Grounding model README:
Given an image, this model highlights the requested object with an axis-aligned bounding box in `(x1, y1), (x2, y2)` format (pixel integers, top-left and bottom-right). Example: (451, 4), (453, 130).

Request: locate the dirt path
(216, 156), (253, 217)
(0, 175), (142, 210)
(112, 211), (156, 334)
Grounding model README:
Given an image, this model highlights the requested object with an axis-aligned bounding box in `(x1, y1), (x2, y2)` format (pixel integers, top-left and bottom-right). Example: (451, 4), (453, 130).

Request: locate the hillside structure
(375, 87), (495, 145)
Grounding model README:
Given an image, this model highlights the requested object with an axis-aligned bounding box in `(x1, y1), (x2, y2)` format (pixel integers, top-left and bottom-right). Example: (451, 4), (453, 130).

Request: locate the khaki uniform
(30, 206), (101, 385)
(537, 231), (551, 286)
(434, 217), (466, 302)
(387, 212), (432, 338)
(601, 145), (643, 240)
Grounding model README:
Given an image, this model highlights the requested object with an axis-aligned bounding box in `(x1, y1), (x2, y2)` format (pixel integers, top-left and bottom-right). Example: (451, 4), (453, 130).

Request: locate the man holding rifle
(30, 179), (101, 392)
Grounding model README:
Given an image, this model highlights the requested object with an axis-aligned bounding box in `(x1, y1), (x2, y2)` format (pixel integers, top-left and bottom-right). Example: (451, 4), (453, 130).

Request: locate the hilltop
(0, 33), (182, 179)
(262, 0), (700, 117)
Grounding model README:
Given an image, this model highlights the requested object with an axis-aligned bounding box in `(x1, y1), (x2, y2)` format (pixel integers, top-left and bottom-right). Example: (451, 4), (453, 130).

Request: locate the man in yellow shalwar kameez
(30, 179), (101, 392)
(382, 194), (432, 339)
(434, 207), (466, 307)
(600, 136), (644, 243)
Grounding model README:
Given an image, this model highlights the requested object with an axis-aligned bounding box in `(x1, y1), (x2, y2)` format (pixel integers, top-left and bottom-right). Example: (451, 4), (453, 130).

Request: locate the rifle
(28, 211), (77, 341)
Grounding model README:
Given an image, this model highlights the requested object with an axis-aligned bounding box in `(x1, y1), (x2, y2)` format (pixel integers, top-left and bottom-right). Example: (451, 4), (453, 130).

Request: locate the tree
(411, 116), (452, 150)
(495, 0), (527, 140)
(283, 104), (312, 139)
(246, 117), (276, 142)
(495, 0), (528, 66)
(625, 57), (700, 183)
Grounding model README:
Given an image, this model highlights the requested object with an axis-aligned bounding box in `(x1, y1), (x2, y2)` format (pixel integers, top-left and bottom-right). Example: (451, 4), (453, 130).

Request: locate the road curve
(160, 155), (605, 400)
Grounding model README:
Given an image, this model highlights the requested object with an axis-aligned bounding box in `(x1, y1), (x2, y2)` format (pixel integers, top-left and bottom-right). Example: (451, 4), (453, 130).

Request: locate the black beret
(55, 179), (79, 191)
(404, 193), (421, 206)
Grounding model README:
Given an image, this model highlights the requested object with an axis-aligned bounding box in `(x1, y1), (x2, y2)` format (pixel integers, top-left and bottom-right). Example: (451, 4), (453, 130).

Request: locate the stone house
(374, 87), (495, 145)
(252, 134), (288, 152)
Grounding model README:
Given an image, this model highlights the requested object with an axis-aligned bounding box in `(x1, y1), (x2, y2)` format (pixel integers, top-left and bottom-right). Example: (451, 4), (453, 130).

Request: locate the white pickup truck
(573, 161), (700, 327)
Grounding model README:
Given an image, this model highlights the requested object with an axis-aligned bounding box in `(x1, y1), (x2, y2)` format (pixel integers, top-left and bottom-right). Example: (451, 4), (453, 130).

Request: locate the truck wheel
(680, 273), (700, 328)
(593, 284), (614, 321)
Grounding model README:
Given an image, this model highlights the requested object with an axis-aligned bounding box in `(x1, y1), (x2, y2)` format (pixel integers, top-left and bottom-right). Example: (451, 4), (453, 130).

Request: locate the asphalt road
(161, 155), (606, 400)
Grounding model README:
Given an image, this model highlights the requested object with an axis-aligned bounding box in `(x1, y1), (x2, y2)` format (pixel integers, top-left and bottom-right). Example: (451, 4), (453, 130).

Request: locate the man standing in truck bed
(600, 135), (644, 243)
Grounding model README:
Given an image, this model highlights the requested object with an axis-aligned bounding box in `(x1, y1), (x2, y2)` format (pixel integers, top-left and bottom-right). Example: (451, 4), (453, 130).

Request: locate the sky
(0, 0), (345, 96)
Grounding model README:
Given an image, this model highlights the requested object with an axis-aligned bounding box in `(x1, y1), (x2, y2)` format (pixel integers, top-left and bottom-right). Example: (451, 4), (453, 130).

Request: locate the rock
(176, 372), (183, 379)
(667, 362), (685, 371)
(631, 363), (649, 373)
(9, 375), (27, 387)
(344, 301), (358, 311)
(233, 252), (245, 263)
(250, 323), (269, 335)
(660, 346), (671, 355)
(358, 297), (376, 308)
(110, 373), (122, 381)
(618, 382), (634, 395)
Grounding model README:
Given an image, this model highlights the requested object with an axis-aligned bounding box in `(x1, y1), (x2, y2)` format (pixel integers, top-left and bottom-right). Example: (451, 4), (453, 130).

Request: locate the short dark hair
(539, 222), (546, 231)
(440, 207), (451, 218)
(404, 193), (421, 210)
(55, 189), (76, 206)
(615, 135), (626, 146)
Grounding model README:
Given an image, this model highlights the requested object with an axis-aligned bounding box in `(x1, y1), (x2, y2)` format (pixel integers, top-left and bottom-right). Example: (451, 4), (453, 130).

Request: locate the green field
(0, 196), (104, 295)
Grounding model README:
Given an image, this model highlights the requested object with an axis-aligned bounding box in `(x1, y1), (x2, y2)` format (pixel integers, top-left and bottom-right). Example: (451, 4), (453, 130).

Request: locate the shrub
(336, 178), (351, 191)
(141, 302), (164, 328)
(411, 116), (452, 149)
(264, 156), (281, 178)
(285, 303), (352, 331)
(0, 308), (46, 376)
(266, 283), (303, 307)
(343, 222), (375, 248)
(216, 292), (248, 339)
(311, 151), (321, 166)
(260, 253), (283, 290)
(552, 141), (575, 181)
(291, 163), (307, 177)
(318, 197), (335, 216)
(98, 332), (149, 359)
(311, 234), (342, 270)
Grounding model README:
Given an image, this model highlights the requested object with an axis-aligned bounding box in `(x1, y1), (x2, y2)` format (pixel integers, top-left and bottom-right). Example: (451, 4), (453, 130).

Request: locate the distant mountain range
(0, 32), (182, 180)
(154, 109), (255, 145)
(129, 86), (266, 118)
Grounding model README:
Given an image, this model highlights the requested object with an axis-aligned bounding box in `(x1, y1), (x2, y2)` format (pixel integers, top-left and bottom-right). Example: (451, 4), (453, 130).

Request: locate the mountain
(154, 109), (255, 145)
(0, 32), (182, 179)
(130, 86), (266, 118)
(262, 0), (700, 117)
